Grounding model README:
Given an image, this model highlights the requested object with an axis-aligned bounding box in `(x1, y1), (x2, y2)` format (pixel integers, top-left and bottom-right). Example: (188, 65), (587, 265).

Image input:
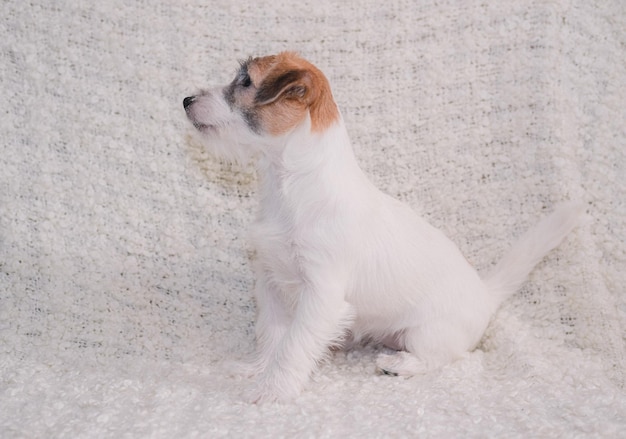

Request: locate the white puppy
(183, 52), (583, 403)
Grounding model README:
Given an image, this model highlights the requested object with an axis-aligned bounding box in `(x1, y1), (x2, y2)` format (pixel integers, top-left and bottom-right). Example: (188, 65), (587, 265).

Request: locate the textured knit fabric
(1, 0), (625, 437)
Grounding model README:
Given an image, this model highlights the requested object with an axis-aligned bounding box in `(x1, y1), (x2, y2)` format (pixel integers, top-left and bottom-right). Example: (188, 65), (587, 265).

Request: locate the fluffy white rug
(1, 0), (624, 437)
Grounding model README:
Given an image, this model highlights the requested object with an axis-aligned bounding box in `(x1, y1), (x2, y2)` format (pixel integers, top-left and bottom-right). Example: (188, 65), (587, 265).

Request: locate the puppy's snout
(183, 96), (196, 109)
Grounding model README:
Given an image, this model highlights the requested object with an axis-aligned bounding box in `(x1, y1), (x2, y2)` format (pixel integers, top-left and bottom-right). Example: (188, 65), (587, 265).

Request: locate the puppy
(183, 52), (583, 402)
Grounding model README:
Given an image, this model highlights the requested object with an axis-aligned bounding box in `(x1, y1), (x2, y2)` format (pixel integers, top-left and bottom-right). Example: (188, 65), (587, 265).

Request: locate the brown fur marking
(248, 52), (340, 135)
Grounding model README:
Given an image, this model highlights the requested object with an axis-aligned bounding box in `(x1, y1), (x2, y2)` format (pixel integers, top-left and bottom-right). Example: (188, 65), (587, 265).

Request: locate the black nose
(183, 96), (195, 109)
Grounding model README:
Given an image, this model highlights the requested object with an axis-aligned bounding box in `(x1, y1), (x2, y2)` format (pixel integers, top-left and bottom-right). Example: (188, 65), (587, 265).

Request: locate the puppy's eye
(241, 74), (252, 88)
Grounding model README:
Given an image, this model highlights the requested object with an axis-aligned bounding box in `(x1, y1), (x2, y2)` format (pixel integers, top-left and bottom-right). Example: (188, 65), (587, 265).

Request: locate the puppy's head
(183, 52), (339, 164)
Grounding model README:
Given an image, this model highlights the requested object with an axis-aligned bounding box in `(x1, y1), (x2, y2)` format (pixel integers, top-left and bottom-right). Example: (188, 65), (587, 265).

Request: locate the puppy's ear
(255, 69), (312, 106)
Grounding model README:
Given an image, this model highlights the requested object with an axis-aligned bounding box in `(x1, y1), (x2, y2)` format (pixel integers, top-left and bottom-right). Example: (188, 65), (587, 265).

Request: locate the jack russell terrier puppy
(183, 52), (583, 403)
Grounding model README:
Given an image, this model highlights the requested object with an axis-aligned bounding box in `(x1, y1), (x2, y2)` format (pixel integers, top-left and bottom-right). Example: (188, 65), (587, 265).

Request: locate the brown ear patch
(255, 69), (309, 106)
(249, 52), (340, 135)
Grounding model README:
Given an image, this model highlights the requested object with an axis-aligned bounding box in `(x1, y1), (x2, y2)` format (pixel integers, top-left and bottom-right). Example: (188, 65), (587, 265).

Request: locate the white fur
(184, 55), (584, 403)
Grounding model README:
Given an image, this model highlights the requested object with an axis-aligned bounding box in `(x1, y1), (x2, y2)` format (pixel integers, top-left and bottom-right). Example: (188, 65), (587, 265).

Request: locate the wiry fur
(183, 52), (584, 403)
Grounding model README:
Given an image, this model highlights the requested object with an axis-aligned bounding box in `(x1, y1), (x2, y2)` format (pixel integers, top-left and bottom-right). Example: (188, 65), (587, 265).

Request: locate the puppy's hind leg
(375, 326), (467, 377)
(366, 332), (416, 376)
(376, 351), (431, 377)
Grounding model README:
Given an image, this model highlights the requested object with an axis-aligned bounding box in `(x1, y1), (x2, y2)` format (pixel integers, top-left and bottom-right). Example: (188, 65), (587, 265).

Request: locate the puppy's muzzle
(183, 95), (207, 130)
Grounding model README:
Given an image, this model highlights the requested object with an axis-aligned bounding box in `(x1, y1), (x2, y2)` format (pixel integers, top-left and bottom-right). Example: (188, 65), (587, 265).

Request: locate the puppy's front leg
(249, 269), (290, 376)
(252, 280), (353, 403)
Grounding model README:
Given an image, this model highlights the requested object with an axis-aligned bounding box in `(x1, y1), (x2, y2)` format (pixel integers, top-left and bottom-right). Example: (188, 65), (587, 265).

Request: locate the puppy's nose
(183, 96), (195, 109)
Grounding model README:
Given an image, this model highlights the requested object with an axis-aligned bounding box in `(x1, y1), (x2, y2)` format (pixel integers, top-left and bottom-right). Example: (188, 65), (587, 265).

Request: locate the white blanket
(1, 0), (624, 437)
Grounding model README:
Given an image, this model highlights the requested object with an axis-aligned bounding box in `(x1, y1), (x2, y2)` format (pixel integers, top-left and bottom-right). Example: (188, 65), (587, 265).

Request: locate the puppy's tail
(483, 202), (586, 303)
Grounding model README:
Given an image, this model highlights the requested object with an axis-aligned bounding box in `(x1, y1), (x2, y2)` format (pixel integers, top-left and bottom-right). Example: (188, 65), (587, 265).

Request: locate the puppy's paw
(375, 351), (424, 377)
(244, 382), (299, 404)
(244, 369), (305, 404)
(222, 359), (265, 378)
(244, 385), (278, 404)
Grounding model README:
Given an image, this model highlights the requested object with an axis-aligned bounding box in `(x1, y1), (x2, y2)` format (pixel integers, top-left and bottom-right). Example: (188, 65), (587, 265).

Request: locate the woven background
(1, 0), (625, 436)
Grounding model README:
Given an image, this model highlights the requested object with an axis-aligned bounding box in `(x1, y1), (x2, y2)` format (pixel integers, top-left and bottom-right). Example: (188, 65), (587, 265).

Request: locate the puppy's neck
(254, 117), (364, 215)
